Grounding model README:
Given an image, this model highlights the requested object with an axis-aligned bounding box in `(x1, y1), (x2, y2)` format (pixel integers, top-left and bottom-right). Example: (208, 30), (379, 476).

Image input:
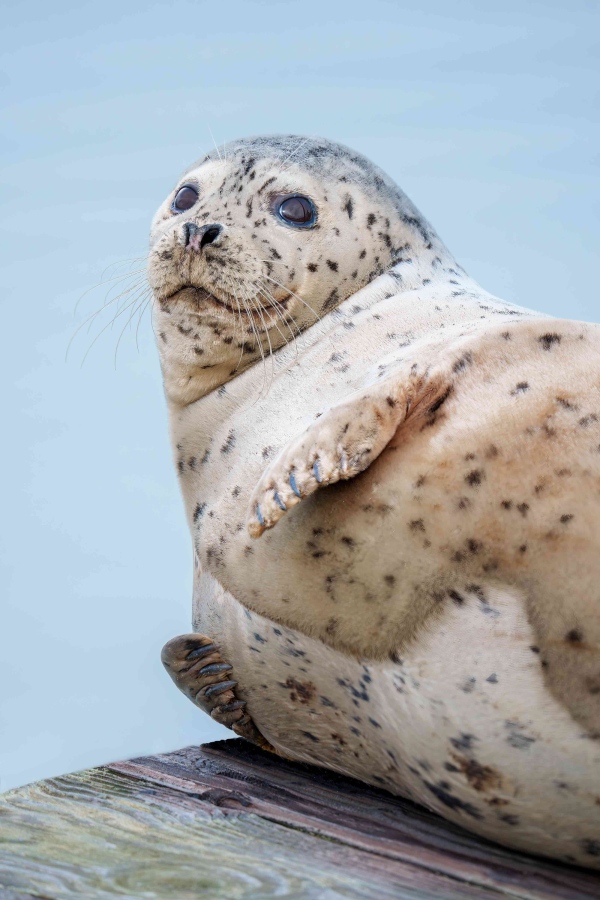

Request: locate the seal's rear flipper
(161, 633), (276, 751)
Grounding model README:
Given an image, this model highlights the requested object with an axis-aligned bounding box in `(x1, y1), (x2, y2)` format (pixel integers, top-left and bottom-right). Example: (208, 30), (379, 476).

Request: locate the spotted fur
(149, 135), (600, 867)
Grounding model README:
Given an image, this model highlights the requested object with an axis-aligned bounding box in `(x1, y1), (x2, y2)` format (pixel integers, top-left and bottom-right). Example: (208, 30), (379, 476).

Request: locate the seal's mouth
(162, 284), (290, 316)
(162, 285), (250, 315)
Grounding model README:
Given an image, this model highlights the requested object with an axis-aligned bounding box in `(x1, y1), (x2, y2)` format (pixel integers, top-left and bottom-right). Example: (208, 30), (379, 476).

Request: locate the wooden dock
(1, 739), (599, 898)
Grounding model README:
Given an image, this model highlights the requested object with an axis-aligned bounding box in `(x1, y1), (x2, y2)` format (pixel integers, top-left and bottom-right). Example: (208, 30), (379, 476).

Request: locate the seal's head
(149, 135), (442, 405)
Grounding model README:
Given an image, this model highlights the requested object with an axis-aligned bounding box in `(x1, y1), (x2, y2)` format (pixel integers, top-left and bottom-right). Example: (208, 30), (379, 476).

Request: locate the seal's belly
(194, 570), (600, 868)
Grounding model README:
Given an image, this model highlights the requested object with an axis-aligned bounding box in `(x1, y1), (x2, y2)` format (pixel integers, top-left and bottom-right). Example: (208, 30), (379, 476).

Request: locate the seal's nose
(184, 222), (223, 252)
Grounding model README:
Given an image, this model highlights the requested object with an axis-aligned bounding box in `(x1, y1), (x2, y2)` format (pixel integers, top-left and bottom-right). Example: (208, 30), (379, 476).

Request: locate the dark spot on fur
(285, 677), (316, 704)
(220, 431), (236, 454)
(465, 469), (484, 487)
(325, 617), (338, 634)
(453, 755), (502, 791)
(581, 839), (600, 857)
(409, 519), (425, 533)
(556, 396), (577, 411)
(453, 352), (473, 374)
(323, 288), (339, 312)
(424, 782), (483, 819)
(566, 628), (583, 644)
(450, 733), (475, 751)
(428, 386), (453, 415)
(193, 502), (207, 523)
(538, 333), (561, 351)
(257, 175), (276, 194)
(505, 721), (535, 750)
(500, 814), (520, 826)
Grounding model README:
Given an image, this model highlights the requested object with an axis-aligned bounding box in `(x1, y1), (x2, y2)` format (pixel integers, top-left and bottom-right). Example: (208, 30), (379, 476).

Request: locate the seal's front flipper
(161, 633), (275, 751)
(248, 357), (451, 537)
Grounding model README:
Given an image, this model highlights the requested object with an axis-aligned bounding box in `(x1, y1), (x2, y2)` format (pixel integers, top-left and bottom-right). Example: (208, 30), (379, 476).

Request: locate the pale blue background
(1, 0), (598, 791)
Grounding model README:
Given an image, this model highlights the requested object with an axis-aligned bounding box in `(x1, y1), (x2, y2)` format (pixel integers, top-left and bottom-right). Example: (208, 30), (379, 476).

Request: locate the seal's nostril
(200, 224), (223, 249)
(184, 222), (222, 251)
(184, 222), (201, 247)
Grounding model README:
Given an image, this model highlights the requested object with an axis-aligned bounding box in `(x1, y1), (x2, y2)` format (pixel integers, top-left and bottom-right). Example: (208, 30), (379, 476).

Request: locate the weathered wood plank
(112, 740), (600, 899)
(0, 768), (494, 899)
(0, 739), (598, 899)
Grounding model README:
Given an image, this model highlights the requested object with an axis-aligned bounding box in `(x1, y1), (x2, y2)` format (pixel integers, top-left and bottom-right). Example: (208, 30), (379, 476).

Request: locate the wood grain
(0, 739), (598, 899)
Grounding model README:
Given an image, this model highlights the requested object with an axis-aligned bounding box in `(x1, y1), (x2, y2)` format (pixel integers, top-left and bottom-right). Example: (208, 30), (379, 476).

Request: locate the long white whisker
(79, 288), (151, 367)
(66, 277), (148, 360)
(74, 267), (147, 316)
(263, 289), (302, 352)
(255, 278), (301, 337)
(277, 138), (310, 174)
(250, 298), (273, 364)
(258, 268), (320, 321)
(114, 291), (152, 367)
(255, 283), (299, 354)
(135, 296), (153, 351)
(107, 280), (149, 329)
(99, 255), (148, 282)
(222, 274), (247, 372)
(87, 278), (149, 334)
(239, 292), (268, 396)
(222, 272), (243, 345)
(208, 125), (222, 161)
(249, 293), (276, 393)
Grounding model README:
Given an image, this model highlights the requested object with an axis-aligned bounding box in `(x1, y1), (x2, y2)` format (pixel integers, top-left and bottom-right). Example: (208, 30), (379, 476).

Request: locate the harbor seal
(152, 136), (600, 867)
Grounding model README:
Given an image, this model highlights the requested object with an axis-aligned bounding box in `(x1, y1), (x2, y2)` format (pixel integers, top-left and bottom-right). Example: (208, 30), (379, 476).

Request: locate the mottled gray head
(148, 134), (444, 405)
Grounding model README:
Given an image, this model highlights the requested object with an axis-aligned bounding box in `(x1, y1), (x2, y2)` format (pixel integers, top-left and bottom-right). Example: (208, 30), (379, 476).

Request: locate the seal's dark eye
(275, 194), (317, 228)
(172, 184), (199, 213)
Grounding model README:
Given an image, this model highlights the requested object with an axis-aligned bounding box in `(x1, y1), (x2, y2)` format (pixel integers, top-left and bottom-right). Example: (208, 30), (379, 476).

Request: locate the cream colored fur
(149, 136), (600, 867)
